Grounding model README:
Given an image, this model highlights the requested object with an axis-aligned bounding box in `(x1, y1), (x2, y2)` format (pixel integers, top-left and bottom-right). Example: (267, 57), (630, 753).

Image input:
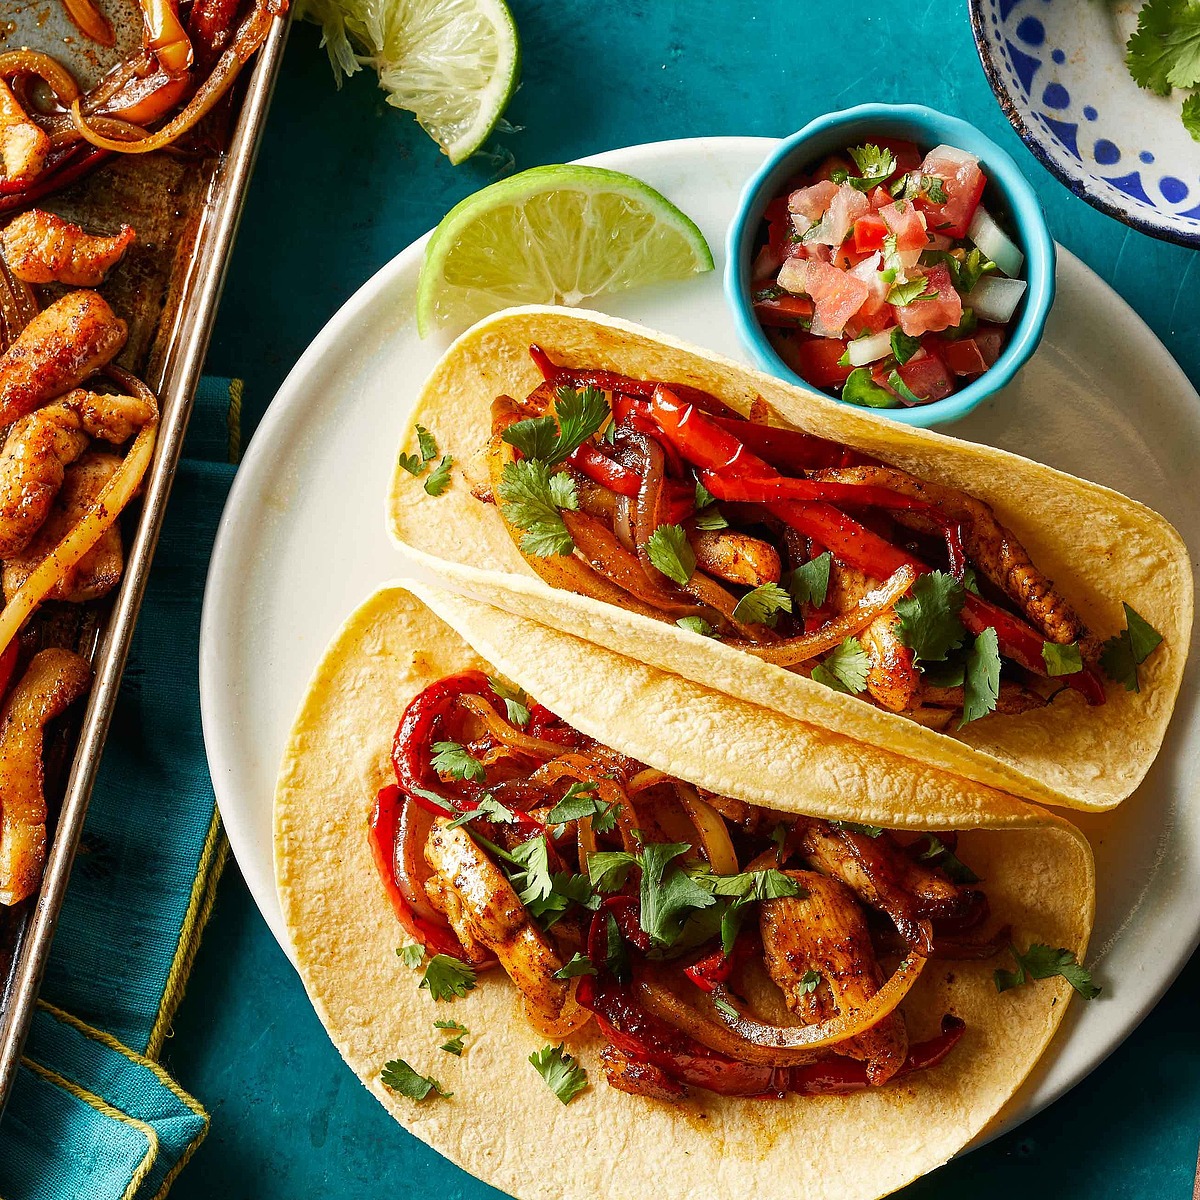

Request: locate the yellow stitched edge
(146, 809), (228, 1059)
(21, 1056), (159, 1200)
(226, 378), (244, 465)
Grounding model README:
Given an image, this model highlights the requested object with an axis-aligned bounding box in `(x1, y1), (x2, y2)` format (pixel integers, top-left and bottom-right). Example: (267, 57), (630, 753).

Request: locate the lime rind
(417, 164), (715, 336)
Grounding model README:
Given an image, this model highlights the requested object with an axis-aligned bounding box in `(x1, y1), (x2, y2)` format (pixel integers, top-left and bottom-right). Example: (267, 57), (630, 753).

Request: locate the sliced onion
(456, 693), (567, 761)
(531, 755), (642, 851)
(727, 565), (916, 666)
(927, 143), (979, 167)
(964, 274), (1027, 323)
(0, 50), (84, 106)
(846, 327), (897, 367)
(967, 205), (1025, 278)
(626, 768), (672, 794)
(674, 782), (738, 874)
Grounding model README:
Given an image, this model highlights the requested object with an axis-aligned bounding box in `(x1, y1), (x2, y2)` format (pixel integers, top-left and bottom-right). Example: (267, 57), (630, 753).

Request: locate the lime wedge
(416, 164), (715, 335)
(300, 0), (520, 165)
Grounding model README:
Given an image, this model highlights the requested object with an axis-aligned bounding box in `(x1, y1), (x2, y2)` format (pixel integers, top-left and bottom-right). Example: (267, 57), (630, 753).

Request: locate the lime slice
(301, 0), (520, 165)
(416, 164), (715, 335)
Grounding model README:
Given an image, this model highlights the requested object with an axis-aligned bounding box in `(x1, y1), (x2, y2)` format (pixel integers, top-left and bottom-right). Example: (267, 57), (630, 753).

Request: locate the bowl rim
(967, 0), (1200, 252)
(723, 102), (1057, 428)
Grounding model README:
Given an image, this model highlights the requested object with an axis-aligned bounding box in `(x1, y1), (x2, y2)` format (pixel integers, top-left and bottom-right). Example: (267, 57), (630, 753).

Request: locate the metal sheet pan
(0, 3), (290, 1111)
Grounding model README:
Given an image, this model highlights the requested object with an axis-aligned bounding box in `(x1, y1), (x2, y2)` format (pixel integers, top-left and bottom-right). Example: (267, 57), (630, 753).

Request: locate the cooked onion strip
(531, 755), (642, 851)
(63, 0), (116, 47)
(0, 51), (84, 106)
(674, 782), (738, 874)
(626, 768), (671, 794)
(0, 259), (36, 350)
(457, 693), (566, 761)
(728, 565), (917, 666)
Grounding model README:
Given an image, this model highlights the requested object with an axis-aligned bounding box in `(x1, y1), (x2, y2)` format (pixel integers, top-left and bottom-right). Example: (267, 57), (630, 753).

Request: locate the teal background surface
(164, 2), (1200, 1195)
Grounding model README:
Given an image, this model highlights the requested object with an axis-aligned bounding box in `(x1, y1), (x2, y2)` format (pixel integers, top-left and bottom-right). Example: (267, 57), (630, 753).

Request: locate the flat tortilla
(387, 306), (1192, 813)
(275, 581), (1094, 1200)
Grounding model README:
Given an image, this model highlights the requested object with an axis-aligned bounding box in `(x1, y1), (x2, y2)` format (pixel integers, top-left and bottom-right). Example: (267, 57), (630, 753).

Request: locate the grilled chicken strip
(0, 390), (156, 559)
(760, 869), (908, 1085)
(797, 820), (982, 952)
(812, 464), (1095, 657)
(0, 649), (91, 906)
(4, 452), (124, 603)
(689, 527), (781, 588)
(0, 82), (48, 184)
(424, 818), (578, 1036)
(0, 291), (128, 429)
(1, 212), (136, 287)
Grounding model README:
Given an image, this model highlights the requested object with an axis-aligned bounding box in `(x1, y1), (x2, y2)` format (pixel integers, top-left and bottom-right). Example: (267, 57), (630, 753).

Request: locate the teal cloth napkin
(0, 377), (244, 1200)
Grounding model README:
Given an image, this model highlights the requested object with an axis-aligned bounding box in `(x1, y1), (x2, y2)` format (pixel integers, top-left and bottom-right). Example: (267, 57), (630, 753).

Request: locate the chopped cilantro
(420, 954), (477, 1002)
(380, 1059), (451, 1099)
(732, 581), (792, 627)
(397, 451), (424, 476)
(430, 740), (486, 782)
(423, 456), (454, 496)
(488, 675), (531, 727)
(604, 910), (631, 981)
(398, 424), (440, 476)
(552, 953), (598, 980)
(646, 523), (696, 585)
(586, 850), (638, 893)
(397, 943), (424, 969)
(961, 626), (1001, 727)
(713, 995), (740, 1020)
(812, 637), (871, 694)
(886, 369), (924, 406)
(529, 1043), (588, 1104)
(834, 144), (897, 191)
(1042, 641), (1083, 677)
(508, 836), (554, 905)
(695, 479), (718, 509)
(832, 821), (885, 838)
(1100, 602), (1163, 692)
(842, 366), (901, 409)
(638, 842), (716, 947)
(694, 504), (729, 531)
(994, 943), (1100, 1000)
(786, 551), (832, 609)
(797, 969), (821, 995)
(1184, 91), (1200, 140)
(434, 1019), (469, 1056)
(525, 872), (599, 927)
(676, 615), (717, 637)
(886, 277), (935, 307)
(498, 459), (578, 557)
(445, 795), (517, 829)
(502, 385), (609, 466)
(695, 867), (802, 903)
(546, 783), (618, 833)
(895, 571), (966, 662)
(913, 833), (980, 884)
(890, 328), (923, 365)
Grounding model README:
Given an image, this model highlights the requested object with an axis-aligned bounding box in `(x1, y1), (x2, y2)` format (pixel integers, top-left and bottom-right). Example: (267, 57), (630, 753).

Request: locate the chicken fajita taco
(275, 580), (1095, 1200)
(388, 307), (1192, 814)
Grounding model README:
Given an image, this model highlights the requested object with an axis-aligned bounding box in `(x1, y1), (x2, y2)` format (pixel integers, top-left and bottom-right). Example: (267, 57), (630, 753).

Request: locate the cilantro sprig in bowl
(725, 104), (1056, 428)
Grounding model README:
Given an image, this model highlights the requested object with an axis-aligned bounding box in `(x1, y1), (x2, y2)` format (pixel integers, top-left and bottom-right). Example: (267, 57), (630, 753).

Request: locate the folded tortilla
(387, 306), (1192, 813)
(275, 580), (1094, 1200)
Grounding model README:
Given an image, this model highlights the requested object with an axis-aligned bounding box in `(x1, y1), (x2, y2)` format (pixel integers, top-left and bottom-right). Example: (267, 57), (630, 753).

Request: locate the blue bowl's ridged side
(724, 103), (1056, 429)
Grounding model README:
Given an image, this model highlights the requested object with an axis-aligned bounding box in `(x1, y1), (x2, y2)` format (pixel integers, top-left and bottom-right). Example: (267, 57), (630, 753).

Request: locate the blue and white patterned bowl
(970, 0), (1200, 248)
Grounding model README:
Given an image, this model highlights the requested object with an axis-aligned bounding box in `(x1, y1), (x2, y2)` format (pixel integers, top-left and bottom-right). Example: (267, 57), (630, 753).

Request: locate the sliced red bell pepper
(567, 442), (640, 497)
(682, 949), (734, 993)
(0, 640), (18, 700)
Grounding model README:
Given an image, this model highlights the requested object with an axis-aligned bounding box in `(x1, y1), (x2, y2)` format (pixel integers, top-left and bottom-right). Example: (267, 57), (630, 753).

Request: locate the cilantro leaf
(1100, 602), (1163, 692)
(1042, 641), (1083, 677)
(842, 366), (901, 409)
(732, 581), (792, 627)
(886, 277), (935, 307)
(815, 637), (871, 694)
(503, 415), (559, 461)
(896, 571), (966, 662)
(397, 451), (425, 476)
(416, 425), (439, 463)
(1183, 91), (1200, 140)
(552, 952), (598, 980)
(696, 867), (802, 903)
(546, 783), (617, 833)
(423, 456), (454, 496)
(994, 943), (1100, 1000)
(431, 740), (486, 782)
(922, 175), (947, 205)
(638, 842), (715, 947)
(587, 850), (638, 892)
(420, 955), (477, 1002)
(488, 675), (531, 727)
(524, 872), (598, 926)
(676, 615), (717, 637)
(694, 503), (729, 531)
(786, 551), (832, 609)
(646, 524), (696, 585)
(445, 795), (517, 829)
(890, 328), (923, 365)
(848, 143), (896, 180)
(961, 626), (1001, 727)
(529, 1043), (588, 1104)
(502, 385), (609, 467)
(914, 833), (981, 884)
(434, 1019), (469, 1056)
(603, 909), (631, 981)
(832, 820), (884, 838)
(695, 479), (718, 509)
(498, 459), (578, 557)
(380, 1059), (451, 1099)
(797, 969), (821, 995)
(397, 943), (424, 969)
(886, 369), (924, 406)
(509, 836), (554, 905)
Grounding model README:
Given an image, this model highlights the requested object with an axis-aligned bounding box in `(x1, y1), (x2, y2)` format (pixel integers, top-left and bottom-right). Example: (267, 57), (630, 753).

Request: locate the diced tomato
(795, 336), (854, 388)
(753, 293), (815, 329)
(806, 241), (833, 264)
(831, 244), (871, 270)
(789, 180), (838, 223)
(915, 147), (987, 239)
(844, 305), (893, 338)
(866, 186), (893, 210)
(878, 138), (923, 176)
(897, 263), (962, 336)
(803, 260), (870, 336)
(897, 352), (955, 402)
(820, 185), (870, 246)
(808, 153), (854, 183)
(764, 195), (790, 262)
(937, 337), (988, 377)
(974, 325), (1006, 366)
(879, 200), (928, 251)
(853, 213), (888, 253)
(752, 242), (784, 282)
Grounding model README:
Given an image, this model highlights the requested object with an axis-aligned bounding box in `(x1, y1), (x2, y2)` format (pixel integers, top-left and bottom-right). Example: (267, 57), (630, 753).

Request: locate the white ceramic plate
(200, 137), (1200, 1140)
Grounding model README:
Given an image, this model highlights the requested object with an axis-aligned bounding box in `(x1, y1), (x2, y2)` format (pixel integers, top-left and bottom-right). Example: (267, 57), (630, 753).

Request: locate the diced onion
(846, 327), (896, 367)
(897, 248), (922, 269)
(926, 143), (979, 167)
(777, 256), (807, 295)
(965, 275), (1028, 324)
(967, 205), (1025, 278)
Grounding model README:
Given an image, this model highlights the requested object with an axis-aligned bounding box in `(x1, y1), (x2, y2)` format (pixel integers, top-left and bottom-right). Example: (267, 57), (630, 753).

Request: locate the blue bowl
(724, 103), (1056, 429)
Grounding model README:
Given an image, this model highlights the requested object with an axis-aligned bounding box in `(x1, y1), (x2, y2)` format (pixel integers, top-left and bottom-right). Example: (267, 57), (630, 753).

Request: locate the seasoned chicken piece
(601, 1044), (687, 1100)
(923, 680), (1045, 716)
(0, 82), (48, 184)
(424, 818), (578, 1036)
(690, 528), (781, 588)
(812, 465), (1094, 656)
(759, 869), (908, 1085)
(0, 649), (91, 905)
(828, 561), (921, 712)
(4, 452), (124, 603)
(0, 291), (128, 429)
(1, 212), (136, 287)
(797, 820), (981, 951)
(0, 391), (155, 559)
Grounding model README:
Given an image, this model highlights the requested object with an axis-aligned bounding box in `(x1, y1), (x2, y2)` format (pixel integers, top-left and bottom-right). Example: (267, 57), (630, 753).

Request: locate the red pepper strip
(683, 949), (733, 993)
(368, 786), (464, 957)
(528, 344), (736, 416)
(651, 387), (1102, 702)
(0, 639), (17, 701)
(710, 416), (877, 472)
(526, 703), (582, 746)
(568, 442), (640, 497)
(699, 469), (940, 514)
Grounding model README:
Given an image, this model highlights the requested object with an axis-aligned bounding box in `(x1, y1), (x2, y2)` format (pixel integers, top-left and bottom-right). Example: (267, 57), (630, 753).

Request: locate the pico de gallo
(750, 139), (1028, 407)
